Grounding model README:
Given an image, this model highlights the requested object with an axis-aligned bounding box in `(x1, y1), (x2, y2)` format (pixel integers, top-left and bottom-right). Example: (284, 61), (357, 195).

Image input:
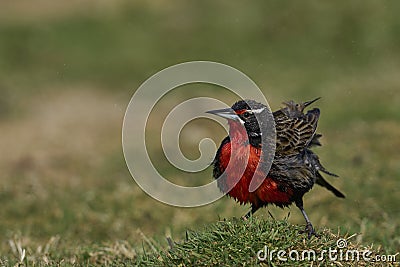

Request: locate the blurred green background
(1, 0), (399, 262)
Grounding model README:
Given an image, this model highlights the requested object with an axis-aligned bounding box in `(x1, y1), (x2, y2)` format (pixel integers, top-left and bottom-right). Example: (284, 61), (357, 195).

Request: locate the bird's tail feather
(304, 97), (321, 108)
(315, 172), (345, 198)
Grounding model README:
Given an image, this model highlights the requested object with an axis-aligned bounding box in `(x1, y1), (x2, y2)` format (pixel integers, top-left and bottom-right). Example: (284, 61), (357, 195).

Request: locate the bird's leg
(295, 199), (318, 238)
(242, 205), (259, 220)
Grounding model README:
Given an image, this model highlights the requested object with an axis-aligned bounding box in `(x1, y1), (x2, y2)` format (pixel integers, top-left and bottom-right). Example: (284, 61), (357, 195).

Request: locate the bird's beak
(206, 108), (241, 122)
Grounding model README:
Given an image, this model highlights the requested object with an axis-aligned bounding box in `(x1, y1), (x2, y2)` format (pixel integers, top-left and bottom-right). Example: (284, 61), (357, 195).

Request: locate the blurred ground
(0, 0), (399, 263)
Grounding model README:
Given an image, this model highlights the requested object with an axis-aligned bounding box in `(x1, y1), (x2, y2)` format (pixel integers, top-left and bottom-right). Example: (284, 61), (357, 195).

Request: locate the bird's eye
(242, 111), (251, 118)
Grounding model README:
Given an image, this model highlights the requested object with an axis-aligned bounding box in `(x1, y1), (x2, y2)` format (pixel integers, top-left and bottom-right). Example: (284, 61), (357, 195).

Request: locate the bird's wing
(273, 98), (320, 155)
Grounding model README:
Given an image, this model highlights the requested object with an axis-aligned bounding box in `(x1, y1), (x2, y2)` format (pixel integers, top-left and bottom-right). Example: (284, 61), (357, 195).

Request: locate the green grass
(0, 0), (399, 266)
(137, 218), (395, 267)
(3, 218), (396, 266)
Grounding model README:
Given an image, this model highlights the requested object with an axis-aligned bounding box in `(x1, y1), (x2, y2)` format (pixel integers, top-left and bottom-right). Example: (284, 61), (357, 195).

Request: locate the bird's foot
(241, 211), (252, 221)
(299, 222), (319, 238)
(241, 214), (250, 221)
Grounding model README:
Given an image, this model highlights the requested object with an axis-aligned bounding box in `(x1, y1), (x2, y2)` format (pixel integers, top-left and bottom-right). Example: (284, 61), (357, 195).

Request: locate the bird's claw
(241, 213), (251, 221)
(299, 223), (319, 238)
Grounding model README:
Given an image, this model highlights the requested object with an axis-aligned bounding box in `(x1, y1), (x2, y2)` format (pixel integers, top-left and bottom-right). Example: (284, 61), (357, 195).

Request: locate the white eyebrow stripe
(251, 107), (266, 114)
